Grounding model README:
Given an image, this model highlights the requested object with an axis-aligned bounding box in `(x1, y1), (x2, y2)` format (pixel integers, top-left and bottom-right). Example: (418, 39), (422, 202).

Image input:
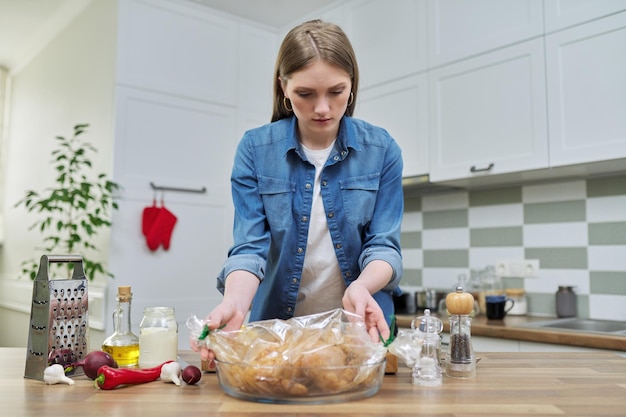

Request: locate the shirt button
(321, 180), (327, 186)
(302, 216), (308, 222)
(333, 156), (339, 161)
(292, 278), (297, 284)
(297, 247), (304, 254)
(346, 272), (352, 278)
(305, 183), (312, 189)
(335, 243), (342, 249)
(328, 212), (334, 218)
(341, 151), (347, 156)
(286, 307), (292, 312)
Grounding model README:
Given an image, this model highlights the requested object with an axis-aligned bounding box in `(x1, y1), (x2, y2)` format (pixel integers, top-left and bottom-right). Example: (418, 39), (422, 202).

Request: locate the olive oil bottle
(102, 286), (140, 367)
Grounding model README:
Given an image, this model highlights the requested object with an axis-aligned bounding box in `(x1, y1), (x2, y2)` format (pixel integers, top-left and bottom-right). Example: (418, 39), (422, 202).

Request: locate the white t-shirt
(294, 141), (346, 316)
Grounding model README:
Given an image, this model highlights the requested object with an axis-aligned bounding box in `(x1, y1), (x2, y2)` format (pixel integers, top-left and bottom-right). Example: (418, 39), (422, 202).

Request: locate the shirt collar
(281, 116), (362, 158)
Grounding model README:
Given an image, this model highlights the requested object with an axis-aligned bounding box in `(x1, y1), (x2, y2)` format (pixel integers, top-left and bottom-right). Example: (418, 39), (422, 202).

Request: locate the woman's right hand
(194, 301), (247, 362)
(193, 270), (260, 362)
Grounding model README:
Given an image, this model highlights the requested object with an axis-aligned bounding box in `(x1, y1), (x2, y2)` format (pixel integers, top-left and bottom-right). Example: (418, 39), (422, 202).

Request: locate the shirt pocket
(340, 173), (380, 225)
(258, 175), (295, 229)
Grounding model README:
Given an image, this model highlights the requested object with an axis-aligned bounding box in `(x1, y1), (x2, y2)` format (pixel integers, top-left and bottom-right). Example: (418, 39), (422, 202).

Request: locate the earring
(347, 92), (354, 106)
(283, 96), (293, 112)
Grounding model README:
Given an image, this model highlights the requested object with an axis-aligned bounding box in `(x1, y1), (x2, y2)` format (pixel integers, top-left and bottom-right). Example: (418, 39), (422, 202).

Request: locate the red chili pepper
(94, 361), (173, 390)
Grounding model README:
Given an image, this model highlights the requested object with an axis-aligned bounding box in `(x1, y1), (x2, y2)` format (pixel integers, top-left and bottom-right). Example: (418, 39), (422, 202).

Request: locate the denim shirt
(217, 115), (404, 322)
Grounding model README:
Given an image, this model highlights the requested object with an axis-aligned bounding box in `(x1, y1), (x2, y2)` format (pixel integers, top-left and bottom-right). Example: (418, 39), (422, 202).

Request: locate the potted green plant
(15, 123), (120, 280)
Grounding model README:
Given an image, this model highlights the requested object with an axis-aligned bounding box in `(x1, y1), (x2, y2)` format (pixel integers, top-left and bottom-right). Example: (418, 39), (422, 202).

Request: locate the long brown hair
(271, 20), (359, 122)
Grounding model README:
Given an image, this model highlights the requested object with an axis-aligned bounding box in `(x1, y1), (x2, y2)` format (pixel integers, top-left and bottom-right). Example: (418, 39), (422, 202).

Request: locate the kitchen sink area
(396, 314), (626, 352)
(523, 318), (626, 336)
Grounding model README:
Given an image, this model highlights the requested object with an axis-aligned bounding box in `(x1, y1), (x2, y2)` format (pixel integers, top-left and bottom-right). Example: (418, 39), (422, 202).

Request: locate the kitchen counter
(396, 314), (626, 351)
(3, 347), (626, 416)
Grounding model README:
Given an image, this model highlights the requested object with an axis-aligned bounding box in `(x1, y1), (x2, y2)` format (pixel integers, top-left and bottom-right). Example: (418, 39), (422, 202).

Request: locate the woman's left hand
(343, 282), (390, 343)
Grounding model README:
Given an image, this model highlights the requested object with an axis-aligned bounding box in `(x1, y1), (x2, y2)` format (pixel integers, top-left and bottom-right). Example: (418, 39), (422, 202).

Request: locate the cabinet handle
(470, 163), (494, 173)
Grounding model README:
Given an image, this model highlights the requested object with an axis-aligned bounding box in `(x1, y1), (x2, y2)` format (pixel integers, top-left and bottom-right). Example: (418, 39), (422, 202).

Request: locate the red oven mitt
(146, 206), (177, 251)
(142, 199), (160, 237)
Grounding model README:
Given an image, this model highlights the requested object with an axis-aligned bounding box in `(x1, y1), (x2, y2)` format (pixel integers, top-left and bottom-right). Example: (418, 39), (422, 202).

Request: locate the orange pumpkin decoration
(446, 286), (475, 315)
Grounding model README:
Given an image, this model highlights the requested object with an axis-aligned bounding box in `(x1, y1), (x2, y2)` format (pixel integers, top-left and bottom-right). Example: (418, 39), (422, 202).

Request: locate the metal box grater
(24, 255), (89, 380)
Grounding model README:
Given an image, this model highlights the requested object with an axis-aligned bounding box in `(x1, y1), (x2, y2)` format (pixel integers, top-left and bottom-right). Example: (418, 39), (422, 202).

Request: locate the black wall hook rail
(150, 181), (207, 194)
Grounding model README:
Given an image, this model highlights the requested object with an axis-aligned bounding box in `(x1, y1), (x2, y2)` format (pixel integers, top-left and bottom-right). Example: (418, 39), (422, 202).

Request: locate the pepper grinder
(445, 286), (477, 379)
(411, 309), (443, 386)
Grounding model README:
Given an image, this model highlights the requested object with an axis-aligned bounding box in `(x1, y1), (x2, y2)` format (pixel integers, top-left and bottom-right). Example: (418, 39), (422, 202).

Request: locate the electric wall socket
(495, 259), (540, 278)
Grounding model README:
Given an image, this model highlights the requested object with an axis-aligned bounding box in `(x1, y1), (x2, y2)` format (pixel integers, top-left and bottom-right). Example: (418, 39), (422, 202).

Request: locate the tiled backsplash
(400, 174), (626, 321)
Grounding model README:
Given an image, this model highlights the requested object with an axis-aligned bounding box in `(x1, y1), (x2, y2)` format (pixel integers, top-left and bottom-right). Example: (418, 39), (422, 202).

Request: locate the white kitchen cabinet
(116, 0), (238, 105)
(357, 74), (429, 178)
(427, 0), (544, 67)
(349, 0), (427, 88)
(428, 39), (548, 183)
(237, 24), (277, 114)
(112, 86), (237, 199)
(544, 0), (626, 32)
(546, 11), (626, 167)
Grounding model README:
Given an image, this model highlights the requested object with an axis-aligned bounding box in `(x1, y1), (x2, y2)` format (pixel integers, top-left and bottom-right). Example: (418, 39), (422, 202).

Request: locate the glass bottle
(102, 286), (139, 368)
(139, 307), (178, 368)
(478, 265), (503, 315)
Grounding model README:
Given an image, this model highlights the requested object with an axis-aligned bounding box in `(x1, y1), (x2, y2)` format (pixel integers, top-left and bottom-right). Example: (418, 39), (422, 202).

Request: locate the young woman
(197, 19), (404, 361)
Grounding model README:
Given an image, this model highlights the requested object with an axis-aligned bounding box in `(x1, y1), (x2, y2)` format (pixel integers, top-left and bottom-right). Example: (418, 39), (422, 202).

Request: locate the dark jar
(556, 286), (577, 318)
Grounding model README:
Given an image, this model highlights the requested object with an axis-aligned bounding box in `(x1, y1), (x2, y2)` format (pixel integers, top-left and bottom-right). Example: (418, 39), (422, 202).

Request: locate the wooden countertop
(396, 314), (626, 351)
(3, 347), (626, 416)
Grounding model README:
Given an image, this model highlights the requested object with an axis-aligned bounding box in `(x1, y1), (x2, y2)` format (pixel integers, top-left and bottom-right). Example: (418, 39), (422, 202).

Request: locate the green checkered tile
(401, 231), (421, 249)
(469, 186), (522, 207)
(503, 277), (525, 289)
(588, 222), (626, 245)
(590, 271), (626, 295)
(526, 293), (556, 316)
(524, 200), (586, 224)
(401, 269), (422, 287)
(587, 175), (626, 198)
(470, 226), (523, 247)
(423, 249), (469, 268)
(423, 209), (468, 229)
(404, 195), (421, 212)
(525, 247), (588, 269)
(577, 294), (589, 318)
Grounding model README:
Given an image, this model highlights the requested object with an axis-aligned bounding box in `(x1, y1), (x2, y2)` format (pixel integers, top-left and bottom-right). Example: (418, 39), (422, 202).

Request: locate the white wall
(0, 0), (117, 347)
(0, 66), (7, 243)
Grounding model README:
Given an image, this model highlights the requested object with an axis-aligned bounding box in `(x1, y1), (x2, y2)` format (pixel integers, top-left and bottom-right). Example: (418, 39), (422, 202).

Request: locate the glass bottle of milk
(139, 307), (178, 368)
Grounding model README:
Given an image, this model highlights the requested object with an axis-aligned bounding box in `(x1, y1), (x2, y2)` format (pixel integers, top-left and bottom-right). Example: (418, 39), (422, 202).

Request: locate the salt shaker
(139, 307), (178, 368)
(411, 309), (443, 386)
